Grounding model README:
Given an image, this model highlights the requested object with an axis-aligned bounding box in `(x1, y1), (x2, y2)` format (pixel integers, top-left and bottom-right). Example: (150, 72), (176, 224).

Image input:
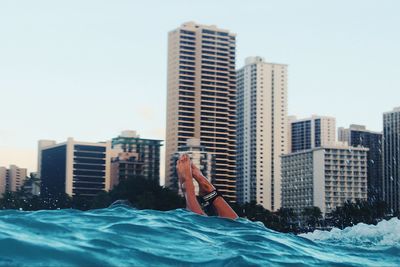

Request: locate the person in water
(176, 154), (238, 219)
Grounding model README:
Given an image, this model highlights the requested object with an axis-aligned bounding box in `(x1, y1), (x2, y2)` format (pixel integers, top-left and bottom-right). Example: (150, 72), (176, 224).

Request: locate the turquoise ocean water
(0, 205), (398, 266)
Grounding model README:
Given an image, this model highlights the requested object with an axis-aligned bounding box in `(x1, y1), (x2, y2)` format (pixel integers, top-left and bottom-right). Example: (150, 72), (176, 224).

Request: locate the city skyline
(1, 1), (400, 178)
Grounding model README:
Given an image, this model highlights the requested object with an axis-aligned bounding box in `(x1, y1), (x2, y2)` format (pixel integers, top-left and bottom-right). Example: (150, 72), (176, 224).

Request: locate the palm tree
(302, 206), (322, 228)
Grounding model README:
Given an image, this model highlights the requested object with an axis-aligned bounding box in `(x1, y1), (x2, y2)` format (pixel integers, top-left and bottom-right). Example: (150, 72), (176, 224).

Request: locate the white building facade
(0, 165), (28, 194)
(338, 124), (383, 202)
(281, 145), (368, 215)
(236, 56), (288, 211)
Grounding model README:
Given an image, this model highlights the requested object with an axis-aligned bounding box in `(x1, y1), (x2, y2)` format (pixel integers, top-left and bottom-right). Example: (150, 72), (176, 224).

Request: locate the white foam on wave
(300, 217), (400, 247)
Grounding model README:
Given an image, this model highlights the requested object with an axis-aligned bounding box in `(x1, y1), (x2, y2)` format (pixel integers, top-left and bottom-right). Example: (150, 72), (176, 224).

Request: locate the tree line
(0, 175), (396, 233)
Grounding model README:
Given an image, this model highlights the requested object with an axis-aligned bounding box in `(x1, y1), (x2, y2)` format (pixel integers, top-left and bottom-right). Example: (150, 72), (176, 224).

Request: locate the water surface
(0, 206), (398, 266)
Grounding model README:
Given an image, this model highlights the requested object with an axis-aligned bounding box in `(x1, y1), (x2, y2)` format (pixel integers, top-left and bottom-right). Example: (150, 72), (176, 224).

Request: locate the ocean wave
(0, 205), (398, 266)
(300, 217), (400, 247)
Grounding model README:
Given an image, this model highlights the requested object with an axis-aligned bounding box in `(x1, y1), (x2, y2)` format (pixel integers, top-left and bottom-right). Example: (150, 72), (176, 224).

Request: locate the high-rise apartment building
(236, 57), (288, 211)
(165, 22), (237, 202)
(110, 152), (143, 188)
(39, 138), (111, 198)
(281, 144), (368, 215)
(338, 124), (383, 202)
(111, 130), (162, 187)
(7, 165), (28, 192)
(0, 165), (27, 193)
(383, 107), (400, 213)
(289, 115), (336, 153)
(171, 138), (215, 195)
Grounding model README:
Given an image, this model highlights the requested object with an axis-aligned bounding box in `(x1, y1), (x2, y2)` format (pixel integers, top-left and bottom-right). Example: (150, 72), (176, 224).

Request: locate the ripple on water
(0, 206), (398, 266)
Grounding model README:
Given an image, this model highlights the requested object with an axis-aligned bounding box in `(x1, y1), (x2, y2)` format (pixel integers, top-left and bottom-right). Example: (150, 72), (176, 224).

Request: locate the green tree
(232, 202), (299, 233)
(90, 191), (113, 209)
(108, 175), (185, 210)
(0, 191), (23, 209)
(302, 206), (322, 228)
(328, 200), (389, 229)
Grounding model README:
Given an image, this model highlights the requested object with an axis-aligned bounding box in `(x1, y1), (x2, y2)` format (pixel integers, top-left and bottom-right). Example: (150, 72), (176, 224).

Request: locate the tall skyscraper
(281, 144), (368, 215)
(39, 138), (111, 198)
(383, 107), (400, 213)
(289, 115), (336, 153)
(338, 124), (383, 202)
(236, 56), (288, 211)
(110, 130), (162, 187)
(165, 22), (237, 202)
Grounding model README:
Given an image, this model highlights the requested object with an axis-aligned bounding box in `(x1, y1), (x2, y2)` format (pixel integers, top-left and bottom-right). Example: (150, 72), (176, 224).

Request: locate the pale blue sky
(0, 0), (399, 174)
